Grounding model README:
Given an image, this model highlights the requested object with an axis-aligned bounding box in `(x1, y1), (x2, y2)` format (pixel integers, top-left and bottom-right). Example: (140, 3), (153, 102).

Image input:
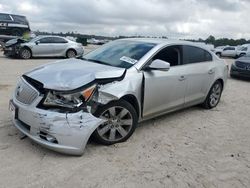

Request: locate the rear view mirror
(35, 41), (40, 45)
(147, 59), (170, 71)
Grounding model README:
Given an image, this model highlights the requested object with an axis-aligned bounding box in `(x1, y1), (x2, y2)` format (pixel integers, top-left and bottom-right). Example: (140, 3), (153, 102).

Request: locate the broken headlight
(43, 85), (96, 109)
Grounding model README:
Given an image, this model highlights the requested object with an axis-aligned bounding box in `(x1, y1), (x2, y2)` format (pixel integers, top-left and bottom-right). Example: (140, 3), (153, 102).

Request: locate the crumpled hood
(24, 59), (126, 91)
(5, 38), (27, 47)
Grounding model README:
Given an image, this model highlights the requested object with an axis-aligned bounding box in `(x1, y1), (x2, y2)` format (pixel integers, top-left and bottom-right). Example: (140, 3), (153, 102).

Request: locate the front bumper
(10, 95), (104, 155)
(3, 47), (17, 56)
(230, 64), (250, 79)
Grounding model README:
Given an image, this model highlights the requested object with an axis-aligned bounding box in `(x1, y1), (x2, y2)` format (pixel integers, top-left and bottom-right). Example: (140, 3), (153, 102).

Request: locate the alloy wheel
(67, 50), (76, 58)
(97, 106), (133, 142)
(21, 49), (31, 59)
(209, 83), (222, 107)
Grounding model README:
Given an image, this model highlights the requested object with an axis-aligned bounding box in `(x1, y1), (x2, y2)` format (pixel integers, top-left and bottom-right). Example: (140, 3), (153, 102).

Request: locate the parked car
(236, 44), (250, 58)
(4, 35), (84, 59)
(9, 39), (228, 155)
(218, 46), (237, 58)
(0, 13), (30, 36)
(230, 53), (250, 79)
(213, 46), (227, 57)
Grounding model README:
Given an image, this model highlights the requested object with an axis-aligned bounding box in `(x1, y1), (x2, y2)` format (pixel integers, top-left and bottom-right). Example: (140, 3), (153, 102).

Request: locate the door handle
(208, 69), (215, 74)
(179, 75), (186, 81)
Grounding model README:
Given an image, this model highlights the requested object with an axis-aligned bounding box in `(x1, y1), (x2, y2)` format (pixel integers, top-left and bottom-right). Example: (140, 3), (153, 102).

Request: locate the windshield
(83, 40), (156, 68)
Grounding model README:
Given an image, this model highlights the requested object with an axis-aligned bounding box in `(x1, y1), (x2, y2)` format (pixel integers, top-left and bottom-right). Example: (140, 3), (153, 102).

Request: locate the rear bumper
(75, 47), (84, 57)
(230, 64), (250, 78)
(10, 97), (104, 155)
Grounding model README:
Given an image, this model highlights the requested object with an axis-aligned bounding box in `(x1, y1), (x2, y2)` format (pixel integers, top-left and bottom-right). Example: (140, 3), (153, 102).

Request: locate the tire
(216, 53), (221, 58)
(19, 48), (32, 59)
(202, 80), (223, 109)
(92, 99), (138, 145)
(66, 49), (76, 58)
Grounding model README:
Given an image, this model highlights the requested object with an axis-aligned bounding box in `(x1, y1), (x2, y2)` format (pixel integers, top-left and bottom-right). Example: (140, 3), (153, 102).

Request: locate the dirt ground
(0, 48), (250, 188)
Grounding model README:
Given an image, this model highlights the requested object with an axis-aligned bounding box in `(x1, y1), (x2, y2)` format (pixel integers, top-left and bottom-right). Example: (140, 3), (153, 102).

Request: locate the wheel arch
(120, 94), (140, 118)
(216, 78), (224, 90)
(20, 46), (32, 56)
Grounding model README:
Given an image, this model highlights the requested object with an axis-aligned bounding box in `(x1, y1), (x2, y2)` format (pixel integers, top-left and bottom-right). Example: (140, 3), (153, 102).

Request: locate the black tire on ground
(92, 99), (138, 145)
(19, 48), (32, 59)
(66, 49), (76, 58)
(202, 80), (223, 109)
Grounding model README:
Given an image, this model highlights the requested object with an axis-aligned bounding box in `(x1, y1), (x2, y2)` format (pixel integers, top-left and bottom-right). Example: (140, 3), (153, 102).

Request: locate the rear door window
(39, 37), (52, 43)
(182, 45), (212, 64)
(51, 37), (68, 43)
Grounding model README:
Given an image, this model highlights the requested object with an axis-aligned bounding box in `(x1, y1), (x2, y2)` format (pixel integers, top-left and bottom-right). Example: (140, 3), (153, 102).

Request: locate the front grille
(235, 61), (250, 70)
(15, 78), (39, 105)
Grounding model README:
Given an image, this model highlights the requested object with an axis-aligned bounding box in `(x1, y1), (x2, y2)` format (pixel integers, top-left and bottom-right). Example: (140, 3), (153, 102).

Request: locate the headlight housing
(43, 85), (96, 109)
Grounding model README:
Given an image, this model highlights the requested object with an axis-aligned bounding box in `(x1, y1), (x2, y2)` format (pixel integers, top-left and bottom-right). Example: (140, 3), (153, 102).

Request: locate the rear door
(182, 45), (216, 106)
(51, 37), (69, 56)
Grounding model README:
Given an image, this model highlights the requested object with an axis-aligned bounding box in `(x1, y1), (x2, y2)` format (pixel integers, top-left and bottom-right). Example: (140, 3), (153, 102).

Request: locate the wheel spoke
(108, 107), (116, 118)
(109, 129), (116, 140)
(120, 119), (133, 126)
(98, 124), (110, 136)
(117, 126), (128, 137)
(117, 108), (129, 118)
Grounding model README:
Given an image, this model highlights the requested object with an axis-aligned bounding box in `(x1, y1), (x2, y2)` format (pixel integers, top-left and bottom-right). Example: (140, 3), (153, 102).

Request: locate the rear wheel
(92, 100), (138, 145)
(66, 49), (76, 58)
(202, 81), (223, 109)
(19, 48), (31, 59)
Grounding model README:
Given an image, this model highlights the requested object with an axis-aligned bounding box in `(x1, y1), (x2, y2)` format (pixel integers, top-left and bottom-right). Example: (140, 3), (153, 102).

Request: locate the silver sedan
(9, 38), (228, 155)
(18, 35), (84, 59)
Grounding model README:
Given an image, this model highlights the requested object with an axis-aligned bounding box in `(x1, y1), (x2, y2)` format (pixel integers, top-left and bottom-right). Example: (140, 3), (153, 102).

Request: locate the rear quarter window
(183, 45), (212, 64)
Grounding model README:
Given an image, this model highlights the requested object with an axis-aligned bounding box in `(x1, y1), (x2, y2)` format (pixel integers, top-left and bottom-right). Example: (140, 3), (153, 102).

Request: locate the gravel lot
(0, 48), (250, 188)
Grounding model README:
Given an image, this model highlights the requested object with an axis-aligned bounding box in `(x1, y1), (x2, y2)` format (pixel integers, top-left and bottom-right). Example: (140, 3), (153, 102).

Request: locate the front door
(142, 45), (187, 118)
(31, 37), (55, 57)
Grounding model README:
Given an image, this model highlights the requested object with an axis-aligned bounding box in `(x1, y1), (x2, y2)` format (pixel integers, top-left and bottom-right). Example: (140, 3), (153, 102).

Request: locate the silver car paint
(10, 39), (228, 155)
(21, 36), (84, 58)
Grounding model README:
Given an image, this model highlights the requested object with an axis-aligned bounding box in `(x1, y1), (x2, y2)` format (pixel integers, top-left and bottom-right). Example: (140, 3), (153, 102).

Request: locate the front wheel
(92, 99), (138, 145)
(202, 81), (223, 109)
(19, 48), (32, 59)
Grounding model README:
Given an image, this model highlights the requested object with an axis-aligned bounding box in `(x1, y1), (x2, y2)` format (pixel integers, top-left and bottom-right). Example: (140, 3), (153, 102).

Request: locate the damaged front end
(10, 67), (126, 155)
(4, 38), (27, 57)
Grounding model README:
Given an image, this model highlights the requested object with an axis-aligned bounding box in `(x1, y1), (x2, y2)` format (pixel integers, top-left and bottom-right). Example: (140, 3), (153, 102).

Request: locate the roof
(119, 38), (203, 46)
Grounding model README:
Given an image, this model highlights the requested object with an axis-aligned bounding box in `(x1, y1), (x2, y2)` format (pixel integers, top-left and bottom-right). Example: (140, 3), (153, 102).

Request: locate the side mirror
(146, 59), (170, 71)
(35, 41), (40, 45)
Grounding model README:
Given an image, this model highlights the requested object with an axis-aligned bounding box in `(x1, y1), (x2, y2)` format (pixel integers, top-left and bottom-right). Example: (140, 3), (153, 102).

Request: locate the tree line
(34, 31), (250, 47)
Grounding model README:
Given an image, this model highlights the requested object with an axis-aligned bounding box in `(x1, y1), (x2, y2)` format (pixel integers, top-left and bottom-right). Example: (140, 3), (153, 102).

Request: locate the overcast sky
(0, 0), (249, 39)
